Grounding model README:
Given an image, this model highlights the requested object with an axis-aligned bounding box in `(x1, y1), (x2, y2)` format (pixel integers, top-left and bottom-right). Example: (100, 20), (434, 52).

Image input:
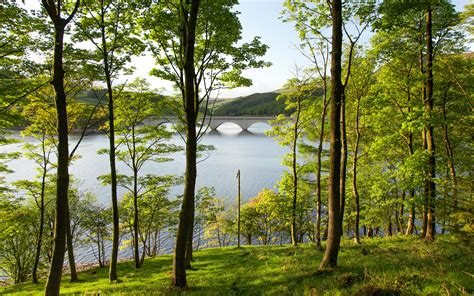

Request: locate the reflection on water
(1, 122), (292, 264)
(2, 123), (288, 205)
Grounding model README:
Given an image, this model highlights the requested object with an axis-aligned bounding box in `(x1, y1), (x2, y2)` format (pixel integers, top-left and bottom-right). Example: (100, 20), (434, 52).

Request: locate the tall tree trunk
(319, 0), (343, 270)
(386, 213), (393, 237)
(421, 130), (428, 238)
(352, 97), (361, 245)
(405, 104), (415, 235)
(405, 200), (415, 235)
(42, 1), (78, 291)
(44, 25), (70, 296)
(418, 31), (428, 240)
(315, 79), (327, 250)
(398, 192), (405, 234)
(340, 93), (347, 237)
(133, 166), (140, 268)
(32, 165), (47, 284)
(441, 86), (458, 225)
(425, 7), (436, 242)
(66, 215), (78, 282)
(291, 96), (301, 246)
(184, 208), (195, 269)
(101, 13), (120, 281)
(173, 0), (199, 288)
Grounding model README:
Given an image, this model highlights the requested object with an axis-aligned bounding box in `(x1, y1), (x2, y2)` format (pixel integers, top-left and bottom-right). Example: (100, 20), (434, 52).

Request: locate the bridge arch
(208, 118), (274, 131)
(143, 116), (275, 131)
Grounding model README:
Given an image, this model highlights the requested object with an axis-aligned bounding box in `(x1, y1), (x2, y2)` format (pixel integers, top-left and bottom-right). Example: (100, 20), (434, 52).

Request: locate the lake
(1, 123), (289, 264)
(3, 123), (288, 204)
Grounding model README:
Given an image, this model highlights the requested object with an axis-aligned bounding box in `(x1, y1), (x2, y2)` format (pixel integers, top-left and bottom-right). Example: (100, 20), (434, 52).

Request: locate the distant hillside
(213, 91), (287, 116)
(75, 89), (288, 117)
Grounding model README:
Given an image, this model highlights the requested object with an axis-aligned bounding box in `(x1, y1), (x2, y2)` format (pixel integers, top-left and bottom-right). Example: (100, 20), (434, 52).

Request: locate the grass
(2, 235), (473, 295)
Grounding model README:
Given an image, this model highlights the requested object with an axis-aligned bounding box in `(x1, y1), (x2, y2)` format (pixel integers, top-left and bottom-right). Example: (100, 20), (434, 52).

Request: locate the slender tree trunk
(352, 98), (361, 245)
(339, 93), (347, 237)
(319, 0), (343, 270)
(32, 166), (47, 284)
(97, 231), (103, 267)
(45, 46), (69, 294)
(405, 122), (416, 235)
(42, 2), (79, 294)
(398, 192), (405, 234)
(133, 167), (140, 268)
(315, 79), (327, 250)
(184, 210), (194, 269)
(66, 216), (78, 282)
(386, 215), (393, 237)
(418, 31), (428, 240)
(102, 24), (120, 282)
(441, 87), (458, 225)
(291, 97), (301, 246)
(44, 21), (70, 296)
(421, 130), (428, 238)
(425, 7), (436, 242)
(405, 200), (415, 235)
(173, 0), (200, 288)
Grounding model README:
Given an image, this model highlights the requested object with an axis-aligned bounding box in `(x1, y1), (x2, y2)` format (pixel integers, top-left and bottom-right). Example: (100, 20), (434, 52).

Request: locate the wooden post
(237, 169), (241, 248)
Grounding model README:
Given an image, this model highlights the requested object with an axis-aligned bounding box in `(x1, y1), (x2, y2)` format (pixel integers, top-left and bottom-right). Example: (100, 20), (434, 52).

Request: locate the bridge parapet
(144, 116), (275, 131)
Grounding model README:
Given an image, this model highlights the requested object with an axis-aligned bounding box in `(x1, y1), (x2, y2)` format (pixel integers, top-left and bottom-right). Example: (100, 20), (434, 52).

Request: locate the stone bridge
(144, 116), (275, 131)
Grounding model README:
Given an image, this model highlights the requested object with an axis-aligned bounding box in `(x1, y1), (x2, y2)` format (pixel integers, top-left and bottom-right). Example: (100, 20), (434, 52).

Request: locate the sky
(20, 0), (472, 99)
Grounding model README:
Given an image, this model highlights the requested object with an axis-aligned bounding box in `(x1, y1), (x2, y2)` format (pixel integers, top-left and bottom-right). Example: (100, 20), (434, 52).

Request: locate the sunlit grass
(2, 235), (472, 295)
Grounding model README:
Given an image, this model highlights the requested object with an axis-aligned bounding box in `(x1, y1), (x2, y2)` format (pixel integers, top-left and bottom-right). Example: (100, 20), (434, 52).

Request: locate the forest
(0, 0), (473, 295)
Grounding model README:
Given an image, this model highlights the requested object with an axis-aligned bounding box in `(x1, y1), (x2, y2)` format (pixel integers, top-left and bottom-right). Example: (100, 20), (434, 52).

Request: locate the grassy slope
(2, 235), (472, 295)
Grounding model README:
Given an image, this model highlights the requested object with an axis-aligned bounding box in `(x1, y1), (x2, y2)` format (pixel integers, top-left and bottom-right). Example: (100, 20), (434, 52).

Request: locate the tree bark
(184, 208), (195, 269)
(173, 0), (200, 288)
(425, 7), (436, 242)
(44, 26), (69, 295)
(133, 158), (141, 268)
(66, 214), (78, 282)
(315, 79), (327, 250)
(43, 1), (80, 293)
(441, 86), (458, 226)
(32, 164), (47, 284)
(100, 7), (121, 280)
(352, 97), (361, 245)
(291, 96), (301, 246)
(319, 0), (343, 270)
(339, 92), (347, 237)
(398, 193), (405, 234)
(421, 130), (428, 238)
(405, 200), (415, 235)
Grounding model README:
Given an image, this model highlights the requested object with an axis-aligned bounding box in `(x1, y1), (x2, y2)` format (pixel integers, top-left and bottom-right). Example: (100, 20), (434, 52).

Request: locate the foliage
(0, 201), (37, 284)
(214, 92), (287, 116)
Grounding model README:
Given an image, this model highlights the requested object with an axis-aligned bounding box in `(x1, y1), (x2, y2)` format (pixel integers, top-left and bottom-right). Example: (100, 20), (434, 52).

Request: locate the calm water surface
(1, 123), (289, 264)
(3, 123), (288, 204)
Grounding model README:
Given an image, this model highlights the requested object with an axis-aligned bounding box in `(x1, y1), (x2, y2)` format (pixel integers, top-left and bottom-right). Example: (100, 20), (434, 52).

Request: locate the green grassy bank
(2, 235), (472, 295)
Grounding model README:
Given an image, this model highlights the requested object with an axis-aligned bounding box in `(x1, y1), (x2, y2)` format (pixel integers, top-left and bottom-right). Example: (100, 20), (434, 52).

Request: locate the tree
(99, 79), (181, 269)
(319, 0), (343, 270)
(268, 76), (313, 246)
(0, 201), (37, 284)
(40, 1), (80, 293)
(80, 202), (111, 268)
(74, 0), (144, 281)
(344, 51), (374, 244)
(141, 0), (268, 287)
